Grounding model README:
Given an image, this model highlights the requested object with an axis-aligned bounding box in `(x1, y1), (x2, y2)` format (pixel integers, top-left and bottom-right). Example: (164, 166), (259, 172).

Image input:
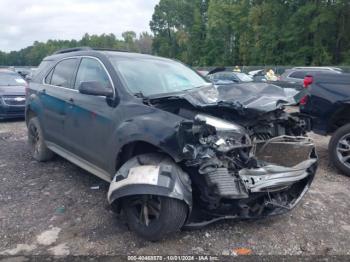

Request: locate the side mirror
(78, 81), (113, 97)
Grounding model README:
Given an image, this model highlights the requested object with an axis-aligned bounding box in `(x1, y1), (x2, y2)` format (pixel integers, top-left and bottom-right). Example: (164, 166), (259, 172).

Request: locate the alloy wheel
(336, 134), (350, 169)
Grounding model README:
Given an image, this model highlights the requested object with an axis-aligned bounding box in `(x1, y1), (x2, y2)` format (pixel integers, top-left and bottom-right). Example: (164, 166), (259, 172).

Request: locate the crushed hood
(149, 83), (299, 115)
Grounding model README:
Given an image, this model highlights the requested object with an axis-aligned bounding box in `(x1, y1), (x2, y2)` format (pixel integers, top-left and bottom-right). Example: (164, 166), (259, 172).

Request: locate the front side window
(74, 58), (111, 89)
(111, 57), (209, 96)
(50, 58), (78, 88)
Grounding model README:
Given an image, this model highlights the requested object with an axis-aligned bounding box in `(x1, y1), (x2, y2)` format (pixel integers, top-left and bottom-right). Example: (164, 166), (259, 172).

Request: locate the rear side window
(289, 71), (307, 79)
(50, 58), (79, 88)
(74, 58), (111, 89)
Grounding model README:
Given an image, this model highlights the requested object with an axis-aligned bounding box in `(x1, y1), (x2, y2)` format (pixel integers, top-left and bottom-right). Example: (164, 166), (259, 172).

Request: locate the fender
(107, 154), (192, 211)
(109, 103), (187, 167)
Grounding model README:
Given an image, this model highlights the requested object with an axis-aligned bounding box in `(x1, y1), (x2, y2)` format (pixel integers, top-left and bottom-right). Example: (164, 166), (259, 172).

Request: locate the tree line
(1, 0), (349, 66)
(150, 0), (350, 66)
(0, 32), (152, 66)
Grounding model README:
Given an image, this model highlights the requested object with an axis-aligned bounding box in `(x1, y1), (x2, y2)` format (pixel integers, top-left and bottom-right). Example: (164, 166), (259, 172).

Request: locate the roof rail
(53, 47), (92, 55)
(292, 66), (342, 72)
(91, 47), (129, 52)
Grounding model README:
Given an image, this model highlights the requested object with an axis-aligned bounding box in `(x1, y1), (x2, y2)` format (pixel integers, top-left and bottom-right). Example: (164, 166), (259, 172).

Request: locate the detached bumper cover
(107, 154), (192, 211)
(186, 136), (317, 226)
(239, 158), (317, 193)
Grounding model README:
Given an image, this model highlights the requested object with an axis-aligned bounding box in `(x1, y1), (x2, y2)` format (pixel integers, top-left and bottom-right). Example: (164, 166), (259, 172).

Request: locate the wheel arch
(108, 153), (192, 214)
(329, 103), (350, 133)
(25, 106), (36, 126)
(114, 140), (178, 172)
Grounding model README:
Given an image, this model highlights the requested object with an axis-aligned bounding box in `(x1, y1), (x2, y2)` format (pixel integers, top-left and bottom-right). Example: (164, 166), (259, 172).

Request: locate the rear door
(64, 57), (117, 172)
(40, 58), (79, 147)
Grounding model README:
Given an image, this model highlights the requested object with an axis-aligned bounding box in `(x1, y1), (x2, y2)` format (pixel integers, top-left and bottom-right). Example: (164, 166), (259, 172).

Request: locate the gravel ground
(0, 119), (350, 257)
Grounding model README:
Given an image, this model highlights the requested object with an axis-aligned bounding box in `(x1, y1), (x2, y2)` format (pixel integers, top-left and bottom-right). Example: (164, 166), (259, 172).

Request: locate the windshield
(0, 73), (26, 86)
(235, 72), (253, 82)
(111, 57), (209, 96)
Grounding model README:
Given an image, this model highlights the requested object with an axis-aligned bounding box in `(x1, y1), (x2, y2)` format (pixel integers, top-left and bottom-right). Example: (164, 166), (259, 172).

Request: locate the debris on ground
(36, 227), (61, 246)
(232, 247), (253, 256)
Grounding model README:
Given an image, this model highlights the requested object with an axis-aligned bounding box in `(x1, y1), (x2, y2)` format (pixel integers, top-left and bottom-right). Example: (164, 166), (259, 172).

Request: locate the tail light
(300, 75), (313, 106)
(300, 95), (308, 105)
(303, 75), (313, 88)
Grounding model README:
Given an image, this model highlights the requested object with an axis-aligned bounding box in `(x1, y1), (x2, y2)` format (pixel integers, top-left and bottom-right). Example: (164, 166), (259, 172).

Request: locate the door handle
(68, 98), (74, 103)
(40, 88), (46, 94)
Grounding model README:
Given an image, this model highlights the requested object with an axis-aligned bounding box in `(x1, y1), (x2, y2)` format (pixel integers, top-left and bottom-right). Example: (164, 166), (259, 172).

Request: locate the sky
(0, 0), (159, 52)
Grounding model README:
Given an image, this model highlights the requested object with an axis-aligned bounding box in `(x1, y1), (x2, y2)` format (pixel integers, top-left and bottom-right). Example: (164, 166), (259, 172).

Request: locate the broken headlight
(193, 114), (251, 152)
(195, 114), (244, 133)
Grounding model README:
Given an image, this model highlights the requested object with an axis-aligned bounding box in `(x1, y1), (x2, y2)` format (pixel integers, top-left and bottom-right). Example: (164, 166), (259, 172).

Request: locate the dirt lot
(0, 119), (350, 257)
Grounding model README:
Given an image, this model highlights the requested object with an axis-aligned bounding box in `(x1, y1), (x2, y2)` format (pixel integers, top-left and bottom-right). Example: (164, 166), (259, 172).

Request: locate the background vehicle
(197, 70), (209, 77)
(248, 69), (266, 82)
(278, 67), (342, 90)
(26, 47), (317, 240)
(15, 67), (32, 79)
(207, 69), (253, 85)
(300, 72), (350, 176)
(0, 69), (27, 120)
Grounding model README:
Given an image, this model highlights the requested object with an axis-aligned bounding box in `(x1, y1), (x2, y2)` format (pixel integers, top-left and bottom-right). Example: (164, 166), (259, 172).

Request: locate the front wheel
(122, 195), (187, 241)
(329, 124), (350, 176)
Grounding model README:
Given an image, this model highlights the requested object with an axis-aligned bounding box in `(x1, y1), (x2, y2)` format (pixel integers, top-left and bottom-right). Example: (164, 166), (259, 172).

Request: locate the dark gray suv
(26, 47), (317, 240)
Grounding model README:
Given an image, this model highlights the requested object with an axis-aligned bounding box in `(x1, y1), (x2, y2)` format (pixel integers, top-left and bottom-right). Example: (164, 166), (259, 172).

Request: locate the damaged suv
(26, 47), (317, 240)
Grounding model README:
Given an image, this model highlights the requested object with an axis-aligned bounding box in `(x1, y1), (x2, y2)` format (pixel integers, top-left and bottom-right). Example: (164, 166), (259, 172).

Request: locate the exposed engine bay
(146, 84), (317, 225)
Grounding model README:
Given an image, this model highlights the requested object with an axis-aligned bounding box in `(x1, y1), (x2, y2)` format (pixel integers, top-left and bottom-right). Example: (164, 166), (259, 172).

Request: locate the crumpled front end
(178, 115), (317, 226)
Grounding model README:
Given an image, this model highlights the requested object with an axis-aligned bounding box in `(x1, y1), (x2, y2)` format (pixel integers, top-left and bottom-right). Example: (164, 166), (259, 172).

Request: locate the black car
(0, 70), (27, 120)
(26, 47), (317, 240)
(300, 72), (350, 176)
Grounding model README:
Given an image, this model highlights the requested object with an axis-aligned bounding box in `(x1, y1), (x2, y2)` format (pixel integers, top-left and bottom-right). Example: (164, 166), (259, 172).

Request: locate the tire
(329, 123), (350, 176)
(28, 117), (54, 162)
(118, 153), (188, 241)
(122, 195), (188, 241)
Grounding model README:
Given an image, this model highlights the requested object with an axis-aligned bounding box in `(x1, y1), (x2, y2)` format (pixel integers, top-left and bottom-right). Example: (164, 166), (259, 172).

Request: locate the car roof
(43, 47), (172, 63)
(292, 66), (342, 72)
(285, 68), (341, 75)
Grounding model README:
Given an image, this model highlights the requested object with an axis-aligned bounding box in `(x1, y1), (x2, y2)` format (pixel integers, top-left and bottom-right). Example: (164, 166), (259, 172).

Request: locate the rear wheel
(122, 195), (188, 241)
(329, 124), (350, 176)
(28, 117), (54, 161)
